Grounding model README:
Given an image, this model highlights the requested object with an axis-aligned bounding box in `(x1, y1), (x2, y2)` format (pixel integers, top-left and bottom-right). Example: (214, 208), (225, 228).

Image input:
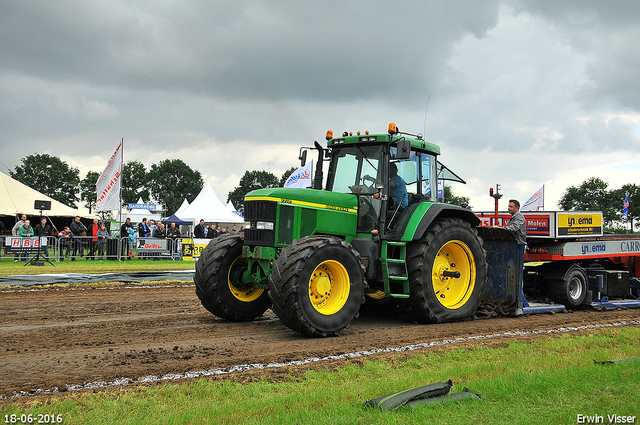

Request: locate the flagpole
(542, 184), (545, 211)
(119, 137), (124, 224)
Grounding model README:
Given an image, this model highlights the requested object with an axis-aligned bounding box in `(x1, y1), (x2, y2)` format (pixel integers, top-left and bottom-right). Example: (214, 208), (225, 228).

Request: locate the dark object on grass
(365, 380), (485, 410)
(405, 387), (485, 409)
(593, 356), (639, 365)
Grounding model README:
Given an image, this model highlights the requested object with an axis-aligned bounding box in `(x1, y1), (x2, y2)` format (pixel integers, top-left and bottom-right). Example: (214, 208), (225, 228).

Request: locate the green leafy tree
(228, 170), (279, 212)
(442, 185), (471, 209)
(279, 167), (298, 187)
(148, 159), (203, 214)
(610, 184), (640, 231)
(121, 160), (150, 205)
(559, 177), (618, 225)
(10, 153), (80, 208)
(80, 171), (99, 212)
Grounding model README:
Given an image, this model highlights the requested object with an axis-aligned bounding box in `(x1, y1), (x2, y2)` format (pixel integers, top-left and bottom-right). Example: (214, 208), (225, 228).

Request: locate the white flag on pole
(284, 160), (313, 188)
(521, 185), (544, 211)
(95, 141), (123, 211)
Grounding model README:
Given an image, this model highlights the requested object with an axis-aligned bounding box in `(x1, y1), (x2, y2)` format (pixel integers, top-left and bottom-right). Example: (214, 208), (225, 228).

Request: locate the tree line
(10, 154), (204, 215)
(559, 177), (638, 231)
(10, 154), (634, 230)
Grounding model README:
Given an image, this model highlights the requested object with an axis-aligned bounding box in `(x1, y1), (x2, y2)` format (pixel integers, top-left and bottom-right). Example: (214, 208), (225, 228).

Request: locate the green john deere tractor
(195, 123), (487, 337)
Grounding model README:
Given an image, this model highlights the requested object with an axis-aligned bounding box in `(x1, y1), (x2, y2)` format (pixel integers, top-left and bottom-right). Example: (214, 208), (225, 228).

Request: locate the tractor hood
(244, 187), (358, 214)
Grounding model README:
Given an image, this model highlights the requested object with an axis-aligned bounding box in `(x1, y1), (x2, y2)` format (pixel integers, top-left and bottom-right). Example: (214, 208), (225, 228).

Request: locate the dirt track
(1, 283), (639, 399)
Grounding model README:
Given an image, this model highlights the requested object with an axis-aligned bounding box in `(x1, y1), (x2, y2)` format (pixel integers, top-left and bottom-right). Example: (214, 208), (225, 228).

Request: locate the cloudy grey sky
(2, 0), (639, 212)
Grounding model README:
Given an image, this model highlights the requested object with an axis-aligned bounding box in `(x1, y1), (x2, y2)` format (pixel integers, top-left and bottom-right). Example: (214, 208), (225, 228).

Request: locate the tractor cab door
(385, 148), (438, 234)
(327, 145), (384, 233)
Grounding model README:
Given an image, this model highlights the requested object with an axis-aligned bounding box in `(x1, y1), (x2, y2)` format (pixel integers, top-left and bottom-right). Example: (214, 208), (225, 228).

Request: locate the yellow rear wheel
(431, 240), (475, 309)
(402, 217), (487, 324)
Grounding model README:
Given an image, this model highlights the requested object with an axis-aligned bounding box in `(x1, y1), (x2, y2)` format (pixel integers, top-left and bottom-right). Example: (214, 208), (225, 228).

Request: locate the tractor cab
(324, 123), (440, 238)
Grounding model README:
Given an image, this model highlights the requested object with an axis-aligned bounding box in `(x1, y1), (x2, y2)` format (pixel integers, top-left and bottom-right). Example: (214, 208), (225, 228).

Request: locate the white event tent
(175, 199), (190, 216)
(176, 181), (242, 225)
(0, 171), (93, 218)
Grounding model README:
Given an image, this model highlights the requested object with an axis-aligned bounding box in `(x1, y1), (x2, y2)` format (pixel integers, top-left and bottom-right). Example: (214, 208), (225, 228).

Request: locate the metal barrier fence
(0, 236), (185, 262)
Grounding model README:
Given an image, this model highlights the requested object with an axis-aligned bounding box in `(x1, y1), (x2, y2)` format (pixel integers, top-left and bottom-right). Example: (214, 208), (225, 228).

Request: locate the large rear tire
(403, 218), (487, 323)
(194, 233), (271, 321)
(268, 236), (366, 337)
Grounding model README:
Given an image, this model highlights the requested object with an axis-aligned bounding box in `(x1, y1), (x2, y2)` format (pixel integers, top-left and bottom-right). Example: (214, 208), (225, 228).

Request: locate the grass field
(1, 327), (638, 425)
(0, 258), (195, 277)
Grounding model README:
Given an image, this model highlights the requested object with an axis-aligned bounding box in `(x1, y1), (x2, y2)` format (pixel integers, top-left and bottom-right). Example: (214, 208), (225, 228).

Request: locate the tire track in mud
(7, 320), (640, 399)
(1, 284), (639, 399)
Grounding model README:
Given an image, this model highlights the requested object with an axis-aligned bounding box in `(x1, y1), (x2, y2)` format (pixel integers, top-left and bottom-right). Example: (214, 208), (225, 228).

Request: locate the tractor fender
(408, 203), (481, 241)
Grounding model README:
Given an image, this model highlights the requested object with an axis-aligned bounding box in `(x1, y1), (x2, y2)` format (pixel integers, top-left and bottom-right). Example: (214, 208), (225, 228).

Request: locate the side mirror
(397, 139), (411, 159)
(299, 150), (307, 166)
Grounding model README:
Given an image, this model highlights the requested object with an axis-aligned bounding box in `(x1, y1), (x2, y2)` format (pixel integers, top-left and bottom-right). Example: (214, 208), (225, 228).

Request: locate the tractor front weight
(242, 245), (277, 288)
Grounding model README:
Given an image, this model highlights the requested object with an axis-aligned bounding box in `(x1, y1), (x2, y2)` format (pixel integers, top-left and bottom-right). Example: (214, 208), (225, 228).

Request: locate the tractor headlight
(256, 221), (274, 230)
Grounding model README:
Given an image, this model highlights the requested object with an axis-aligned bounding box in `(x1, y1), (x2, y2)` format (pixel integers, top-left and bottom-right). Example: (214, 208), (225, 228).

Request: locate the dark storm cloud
(510, 0), (640, 110)
(0, 1), (501, 103)
(1, 1), (639, 211)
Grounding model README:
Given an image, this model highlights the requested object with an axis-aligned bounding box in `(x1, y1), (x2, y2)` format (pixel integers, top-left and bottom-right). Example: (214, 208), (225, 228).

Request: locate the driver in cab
(363, 162), (408, 208)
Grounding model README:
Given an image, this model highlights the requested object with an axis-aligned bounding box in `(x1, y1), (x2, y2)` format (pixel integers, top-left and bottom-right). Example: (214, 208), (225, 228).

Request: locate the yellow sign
(557, 213), (602, 236)
(181, 238), (210, 261)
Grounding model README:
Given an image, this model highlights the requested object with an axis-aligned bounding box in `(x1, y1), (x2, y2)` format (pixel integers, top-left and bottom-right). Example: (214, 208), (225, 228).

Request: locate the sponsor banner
(96, 141), (123, 211)
(181, 238), (209, 261)
(4, 237), (47, 253)
(136, 238), (168, 252)
(284, 161), (313, 188)
(128, 203), (158, 210)
(557, 212), (602, 237)
(563, 239), (640, 257)
(476, 213), (512, 227)
(524, 214), (551, 237)
(477, 213), (550, 236)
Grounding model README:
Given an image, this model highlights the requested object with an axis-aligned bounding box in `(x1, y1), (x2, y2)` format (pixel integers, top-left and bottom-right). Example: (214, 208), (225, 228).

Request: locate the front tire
(269, 236), (366, 337)
(403, 218), (487, 323)
(194, 233), (271, 321)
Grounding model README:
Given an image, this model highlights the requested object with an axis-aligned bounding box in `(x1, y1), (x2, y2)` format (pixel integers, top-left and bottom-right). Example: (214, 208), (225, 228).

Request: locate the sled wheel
(195, 233), (270, 321)
(403, 217), (487, 323)
(269, 236), (365, 337)
(549, 264), (587, 308)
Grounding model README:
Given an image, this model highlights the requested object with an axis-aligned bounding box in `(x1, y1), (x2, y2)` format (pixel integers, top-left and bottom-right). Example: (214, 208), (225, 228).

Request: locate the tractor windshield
(327, 145), (383, 194)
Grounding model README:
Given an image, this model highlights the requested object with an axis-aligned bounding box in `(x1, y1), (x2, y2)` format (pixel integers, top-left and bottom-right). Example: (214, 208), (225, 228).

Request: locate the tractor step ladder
(381, 241), (410, 298)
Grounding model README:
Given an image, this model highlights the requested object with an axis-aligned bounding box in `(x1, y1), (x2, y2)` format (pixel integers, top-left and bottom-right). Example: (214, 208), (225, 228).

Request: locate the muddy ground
(1, 283), (639, 399)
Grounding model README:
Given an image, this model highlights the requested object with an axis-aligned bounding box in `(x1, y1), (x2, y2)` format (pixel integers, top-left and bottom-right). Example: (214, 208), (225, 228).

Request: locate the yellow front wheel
(268, 236), (365, 337)
(195, 234), (271, 321)
(308, 260), (350, 315)
(228, 256), (265, 303)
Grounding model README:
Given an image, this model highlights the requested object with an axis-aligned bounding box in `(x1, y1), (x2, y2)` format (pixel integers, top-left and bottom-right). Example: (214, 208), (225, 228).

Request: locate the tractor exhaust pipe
(313, 140), (324, 190)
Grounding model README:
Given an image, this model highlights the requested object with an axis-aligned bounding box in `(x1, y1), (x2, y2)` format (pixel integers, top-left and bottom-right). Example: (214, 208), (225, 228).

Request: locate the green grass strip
(2, 326), (639, 424)
(0, 259), (195, 277)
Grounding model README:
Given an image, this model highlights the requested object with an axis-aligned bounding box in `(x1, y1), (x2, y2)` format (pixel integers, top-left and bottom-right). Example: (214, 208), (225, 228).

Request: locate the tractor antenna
(423, 94), (431, 137)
